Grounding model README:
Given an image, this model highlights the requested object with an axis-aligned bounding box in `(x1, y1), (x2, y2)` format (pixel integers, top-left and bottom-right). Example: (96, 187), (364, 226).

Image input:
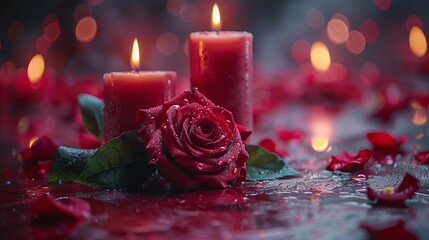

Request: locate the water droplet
(148, 116), (155, 124)
(256, 181), (264, 187)
(5, 181), (10, 185)
(233, 168), (238, 174)
(218, 160), (223, 166)
(219, 146), (226, 151)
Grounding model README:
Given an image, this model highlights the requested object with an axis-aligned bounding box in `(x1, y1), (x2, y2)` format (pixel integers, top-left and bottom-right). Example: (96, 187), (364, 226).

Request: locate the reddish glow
(183, 39), (189, 56)
(36, 35), (51, 53)
(310, 41), (331, 72)
(211, 3), (221, 31)
(43, 14), (59, 28)
(327, 18), (349, 44)
(74, 4), (93, 21)
(332, 13), (349, 28)
(75, 16), (97, 43)
(346, 31), (366, 54)
(87, 0), (104, 5)
(327, 63), (347, 81)
(360, 62), (380, 86)
(131, 38), (140, 70)
(0, 61), (16, 85)
(43, 22), (61, 42)
(27, 54), (45, 85)
(8, 21), (24, 41)
(157, 32), (179, 55)
(305, 8), (325, 29)
(374, 0), (391, 10)
(180, 4), (199, 23)
(409, 26), (427, 57)
(406, 15), (423, 32)
(167, 0), (187, 16)
(291, 39), (310, 63)
(360, 20), (379, 43)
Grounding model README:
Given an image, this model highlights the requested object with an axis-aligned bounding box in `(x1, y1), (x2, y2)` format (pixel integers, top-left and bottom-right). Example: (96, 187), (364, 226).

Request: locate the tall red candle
(189, 4), (253, 131)
(104, 39), (176, 140)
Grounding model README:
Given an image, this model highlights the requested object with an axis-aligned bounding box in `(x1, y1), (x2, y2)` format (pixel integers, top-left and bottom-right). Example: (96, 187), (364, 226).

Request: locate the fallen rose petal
(277, 128), (304, 142)
(360, 220), (418, 240)
(326, 149), (372, 172)
(19, 136), (59, 163)
(31, 194), (91, 224)
(366, 132), (406, 163)
(259, 138), (288, 158)
(415, 150), (429, 164)
(366, 173), (419, 208)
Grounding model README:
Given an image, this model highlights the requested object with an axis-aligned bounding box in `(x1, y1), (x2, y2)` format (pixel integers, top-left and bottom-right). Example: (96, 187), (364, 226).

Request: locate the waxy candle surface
(189, 31), (253, 131)
(103, 71), (176, 140)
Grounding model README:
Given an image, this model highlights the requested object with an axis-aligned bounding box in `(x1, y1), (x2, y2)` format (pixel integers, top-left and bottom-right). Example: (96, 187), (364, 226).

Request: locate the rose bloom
(136, 89), (249, 191)
(367, 173), (420, 208)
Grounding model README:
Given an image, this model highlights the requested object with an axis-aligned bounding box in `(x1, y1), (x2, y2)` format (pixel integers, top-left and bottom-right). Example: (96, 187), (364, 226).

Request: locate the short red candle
(189, 4), (253, 131)
(103, 39), (176, 140)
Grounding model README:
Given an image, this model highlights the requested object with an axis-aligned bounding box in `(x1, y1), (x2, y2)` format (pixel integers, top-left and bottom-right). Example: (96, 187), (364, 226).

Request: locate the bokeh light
(311, 135), (330, 152)
(156, 32), (179, 55)
(411, 102), (427, 126)
(167, 0), (187, 16)
(310, 41), (331, 72)
(180, 4), (199, 23)
(406, 15), (423, 31)
(43, 22), (61, 42)
(305, 8), (325, 29)
(346, 30), (366, 54)
(291, 39), (310, 63)
(75, 16), (97, 43)
(36, 36), (51, 53)
(327, 18), (349, 44)
(27, 54), (45, 85)
(332, 13), (349, 28)
(74, 3), (93, 22)
(360, 62), (380, 86)
(409, 26), (427, 57)
(374, 0), (391, 10)
(360, 20), (379, 43)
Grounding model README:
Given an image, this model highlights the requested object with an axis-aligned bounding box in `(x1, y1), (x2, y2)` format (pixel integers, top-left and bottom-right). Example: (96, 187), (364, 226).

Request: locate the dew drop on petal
(233, 168), (238, 174)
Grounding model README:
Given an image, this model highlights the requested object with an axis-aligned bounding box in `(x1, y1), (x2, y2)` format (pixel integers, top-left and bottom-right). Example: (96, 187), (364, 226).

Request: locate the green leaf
(48, 147), (96, 184)
(245, 144), (300, 181)
(78, 94), (104, 141)
(76, 130), (155, 189)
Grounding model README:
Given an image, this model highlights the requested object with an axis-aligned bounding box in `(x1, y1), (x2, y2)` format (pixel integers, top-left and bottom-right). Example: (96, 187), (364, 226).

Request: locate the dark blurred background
(1, 0), (429, 77)
(1, 0), (429, 148)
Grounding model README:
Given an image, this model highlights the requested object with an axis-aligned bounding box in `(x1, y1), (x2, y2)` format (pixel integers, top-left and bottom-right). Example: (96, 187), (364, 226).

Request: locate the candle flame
(131, 38), (140, 70)
(27, 54), (45, 85)
(211, 3), (221, 31)
(409, 26), (427, 57)
(310, 41), (331, 72)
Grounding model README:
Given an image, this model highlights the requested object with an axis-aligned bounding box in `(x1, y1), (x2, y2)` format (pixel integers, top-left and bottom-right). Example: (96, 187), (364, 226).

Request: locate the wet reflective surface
(1, 104), (429, 239)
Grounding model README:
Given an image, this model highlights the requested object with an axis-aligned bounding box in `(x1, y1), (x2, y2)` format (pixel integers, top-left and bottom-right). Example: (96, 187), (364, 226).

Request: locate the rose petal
(366, 173), (419, 208)
(19, 136), (59, 163)
(367, 132), (399, 149)
(31, 194), (91, 224)
(326, 149), (372, 172)
(360, 220), (418, 240)
(259, 138), (288, 158)
(136, 105), (163, 143)
(415, 150), (429, 164)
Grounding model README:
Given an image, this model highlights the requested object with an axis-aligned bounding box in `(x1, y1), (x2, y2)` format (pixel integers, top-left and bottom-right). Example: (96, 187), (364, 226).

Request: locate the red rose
(136, 89), (249, 191)
(326, 149), (372, 173)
